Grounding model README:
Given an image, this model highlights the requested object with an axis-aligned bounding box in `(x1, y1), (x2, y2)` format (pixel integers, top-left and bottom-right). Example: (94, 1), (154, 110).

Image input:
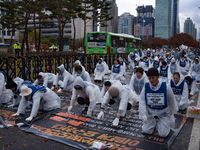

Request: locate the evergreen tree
(0, 0), (24, 46)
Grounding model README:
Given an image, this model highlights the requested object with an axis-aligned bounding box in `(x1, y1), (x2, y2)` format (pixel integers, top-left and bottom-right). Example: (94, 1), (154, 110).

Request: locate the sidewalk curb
(188, 91), (200, 150)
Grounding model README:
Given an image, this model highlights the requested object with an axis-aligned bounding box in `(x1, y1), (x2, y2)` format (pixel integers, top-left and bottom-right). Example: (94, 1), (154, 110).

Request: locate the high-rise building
(184, 17), (196, 39)
(118, 12), (134, 35)
(172, 0), (180, 36)
(100, 0), (118, 33)
(133, 5), (155, 39)
(154, 0), (173, 39)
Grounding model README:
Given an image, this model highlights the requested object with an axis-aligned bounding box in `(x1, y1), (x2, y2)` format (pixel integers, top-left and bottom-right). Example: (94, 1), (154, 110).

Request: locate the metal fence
(0, 53), (128, 81)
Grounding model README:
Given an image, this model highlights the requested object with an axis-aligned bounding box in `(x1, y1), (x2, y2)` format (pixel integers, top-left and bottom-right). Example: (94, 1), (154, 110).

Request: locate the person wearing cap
(12, 85), (61, 121)
(74, 65), (91, 82)
(142, 56), (150, 73)
(139, 68), (177, 137)
(188, 58), (200, 81)
(157, 61), (170, 83)
(34, 72), (56, 88)
(129, 67), (148, 101)
(150, 56), (160, 69)
(68, 77), (102, 116)
(110, 58), (125, 81)
(52, 64), (74, 92)
(72, 60), (85, 77)
(178, 55), (188, 75)
(168, 58), (181, 80)
(94, 59), (106, 83)
(184, 75), (198, 95)
(170, 72), (190, 110)
(6, 78), (32, 107)
(0, 71), (13, 104)
(97, 84), (138, 125)
(100, 80), (122, 99)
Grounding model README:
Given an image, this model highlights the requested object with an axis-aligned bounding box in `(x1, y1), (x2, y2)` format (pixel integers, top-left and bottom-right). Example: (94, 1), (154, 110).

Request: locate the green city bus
(84, 32), (142, 54)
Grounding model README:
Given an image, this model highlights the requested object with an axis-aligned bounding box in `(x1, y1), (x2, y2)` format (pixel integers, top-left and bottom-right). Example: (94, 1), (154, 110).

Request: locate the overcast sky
(116, 0), (200, 39)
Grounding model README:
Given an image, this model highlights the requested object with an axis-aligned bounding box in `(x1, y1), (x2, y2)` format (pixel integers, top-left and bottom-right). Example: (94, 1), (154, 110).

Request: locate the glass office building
(118, 12), (134, 35)
(184, 18), (196, 39)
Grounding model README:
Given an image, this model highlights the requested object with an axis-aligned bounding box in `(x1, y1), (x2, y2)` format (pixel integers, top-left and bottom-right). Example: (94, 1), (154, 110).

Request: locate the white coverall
(34, 72), (56, 88)
(70, 77), (102, 114)
(139, 81), (178, 137)
(170, 75), (190, 110)
(53, 64), (74, 91)
(72, 60), (85, 77)
(188, 63), (200, 81)
(101, 58), (111, 74)
(100, 80), (122, 99)
(178, 59), (188, 75)
(101, 84), (138, 117)
(76, 70), (91, 82)
(186, 76), (198, 95)
(0, 72), (13, 103)
(94, 63), (106, 81)
(129, 74), (148, 101)
(16, 86), (61, 118)
(168, 63), (181, 80)
(157, 66), (171, 83)
(128, 52), (140, 70)
(110, 64), (125, 81)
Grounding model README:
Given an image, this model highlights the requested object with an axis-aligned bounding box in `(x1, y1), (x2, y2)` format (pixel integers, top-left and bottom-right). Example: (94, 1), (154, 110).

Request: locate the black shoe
(82, 106), (88, 114)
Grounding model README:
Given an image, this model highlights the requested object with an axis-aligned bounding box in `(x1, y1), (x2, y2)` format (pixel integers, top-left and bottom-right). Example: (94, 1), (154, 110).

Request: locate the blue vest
(96, 64), (104, 72)
(160, 66), (168, 77)
(21, 81), (32, 86)
(112, 65), (120, 73)
(27, 85), (47, 100)
(133, 77), (145, 95)
(139, 51), (142, 57)
(170, 64), (176, 74)
(167, 57), (172, 64)
(150, 59), (154, 64)
(153, 61), (160, 68)
(147, 51), (151, 57)
(170, 79), (185, 95)
(143, 60), (149, 67)
(130, 53), (135, 60)
(0, 71), (6, 81)
(179, 60), (186, 67)
(145, 82), (168, 109)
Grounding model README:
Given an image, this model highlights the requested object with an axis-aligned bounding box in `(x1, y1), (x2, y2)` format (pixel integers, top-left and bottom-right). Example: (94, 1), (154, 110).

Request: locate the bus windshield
(87, 33), (107, 48)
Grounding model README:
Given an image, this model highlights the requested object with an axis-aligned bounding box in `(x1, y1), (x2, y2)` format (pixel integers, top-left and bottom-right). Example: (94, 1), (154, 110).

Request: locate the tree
(46, 0), (73, 51)
(99, 0), (113, 31)
(0, 0), (24, 46)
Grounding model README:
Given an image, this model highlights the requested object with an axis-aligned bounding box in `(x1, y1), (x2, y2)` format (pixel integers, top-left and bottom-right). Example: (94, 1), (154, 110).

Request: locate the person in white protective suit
(146, 49), (152, 59)
(166, 54), (173, 64)
(188, 58), (200, 82)
(33, 72), (56, 88)
(185, 75), (198, 95)
(72, 60), (85, 77)
(150, 56), (160, 69)
(110, 58), (125, 81)
(6, 78), (32, 107)
(142, 56), (150, 73)
(74, 65), (91, 82)
(139, 68), (178, 138)
(168, 58), (181, 80)
(118, 57), (126, 75)
(68, 77), (102, 116)
(100, 58), (111, 74)
(12, 85), (61, 121)
(138, 49), (144, 58)
(170, 72), (191, 110)
(132, 57), (143, 69)
(178, 55), (188, 75)
(94, 58), (106, 83)
(52, 64), (74, 92)
(149, 55), (155, 64)
(129, 67), (148, 101)
(128, 51), (140, 70)
(97, 85), (138, 125)
(0, 71), (13, 104)
(157, 61), (170, 83)
(100, 80), (122, 99)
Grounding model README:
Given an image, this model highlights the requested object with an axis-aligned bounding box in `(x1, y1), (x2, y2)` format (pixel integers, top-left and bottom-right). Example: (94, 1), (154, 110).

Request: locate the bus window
(87, 33), (107, 48)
